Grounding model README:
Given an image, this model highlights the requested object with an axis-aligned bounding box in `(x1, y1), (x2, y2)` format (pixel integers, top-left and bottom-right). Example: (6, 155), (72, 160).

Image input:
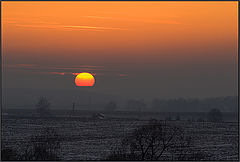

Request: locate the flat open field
(2, 114), (238, 160)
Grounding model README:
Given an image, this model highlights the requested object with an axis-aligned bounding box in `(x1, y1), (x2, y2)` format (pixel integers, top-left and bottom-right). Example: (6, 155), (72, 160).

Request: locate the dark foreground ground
(1, 111), (238, 161)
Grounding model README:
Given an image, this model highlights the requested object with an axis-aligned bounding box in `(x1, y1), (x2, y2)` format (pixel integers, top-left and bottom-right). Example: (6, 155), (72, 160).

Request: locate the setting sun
(1, 1), (238, 161)
(75, 72), (95, 87)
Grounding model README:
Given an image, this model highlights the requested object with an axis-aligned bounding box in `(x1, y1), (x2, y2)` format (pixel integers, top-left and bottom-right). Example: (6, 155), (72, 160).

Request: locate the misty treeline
(35, 96), (226, 122)
(125, 96), (237, 112)
(35, 96), (237, 114)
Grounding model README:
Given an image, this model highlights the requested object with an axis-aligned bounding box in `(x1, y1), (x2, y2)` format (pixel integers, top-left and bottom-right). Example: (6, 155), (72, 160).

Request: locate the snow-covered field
(2, 117), (238, 160)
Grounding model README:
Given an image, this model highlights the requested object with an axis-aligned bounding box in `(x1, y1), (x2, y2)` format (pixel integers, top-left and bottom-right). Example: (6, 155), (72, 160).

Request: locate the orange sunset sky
(2, 1), (238, 99)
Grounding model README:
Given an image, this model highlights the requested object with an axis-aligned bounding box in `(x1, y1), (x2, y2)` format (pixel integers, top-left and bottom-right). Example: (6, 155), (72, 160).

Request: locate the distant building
(92, 113), (105, 120)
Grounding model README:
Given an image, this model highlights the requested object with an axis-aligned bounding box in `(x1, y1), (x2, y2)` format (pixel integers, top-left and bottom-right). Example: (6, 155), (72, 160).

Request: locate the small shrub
(207, 108), (223, 123)
(1, 148), (18, 161)
(19, 127), (61, 160)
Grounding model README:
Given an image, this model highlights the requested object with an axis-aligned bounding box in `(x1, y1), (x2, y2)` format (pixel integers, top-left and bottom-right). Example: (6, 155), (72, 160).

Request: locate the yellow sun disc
(75, 72), (95, 87)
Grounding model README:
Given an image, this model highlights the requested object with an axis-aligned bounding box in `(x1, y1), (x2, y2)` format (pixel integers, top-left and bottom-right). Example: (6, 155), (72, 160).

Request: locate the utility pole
(138, 106), (141, 119)
(72, 102), (75, 117)
(88, 96), (92, 110)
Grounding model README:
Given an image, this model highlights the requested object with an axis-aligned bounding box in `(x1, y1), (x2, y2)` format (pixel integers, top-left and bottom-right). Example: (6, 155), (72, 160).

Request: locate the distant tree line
(107, 96), (236, 113)
(37, 95), (236, 115)
(151, 96), (237, 112)
(35, 97), (224, 123)
(105, 101), (224, 123)
(126, 99), (146, 112)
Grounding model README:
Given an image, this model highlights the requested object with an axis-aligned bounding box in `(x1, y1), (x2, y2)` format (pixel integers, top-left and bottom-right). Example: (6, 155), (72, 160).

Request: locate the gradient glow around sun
(75, 72), (95, 86)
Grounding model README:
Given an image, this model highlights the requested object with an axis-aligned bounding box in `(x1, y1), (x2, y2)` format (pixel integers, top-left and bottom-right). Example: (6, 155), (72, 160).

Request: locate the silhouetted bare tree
(207, 108), (223, 122)
(36, 96), (51, 117)
(107, 120), (208, 160)
(105, 101), (117, 112)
